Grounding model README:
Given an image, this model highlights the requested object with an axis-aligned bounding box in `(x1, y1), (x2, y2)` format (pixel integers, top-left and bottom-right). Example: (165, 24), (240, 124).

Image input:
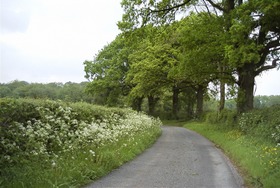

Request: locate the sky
(0, 0), (279, 96)
(0, 0), (123, 83)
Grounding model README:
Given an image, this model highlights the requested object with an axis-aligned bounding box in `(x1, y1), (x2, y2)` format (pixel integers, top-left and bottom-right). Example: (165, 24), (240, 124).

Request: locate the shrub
(205, 109), (237, 128)
(238, 105), (280, 144)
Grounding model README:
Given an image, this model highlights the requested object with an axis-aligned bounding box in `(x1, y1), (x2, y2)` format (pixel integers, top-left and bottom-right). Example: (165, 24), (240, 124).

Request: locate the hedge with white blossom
(0, 98), (162, 168)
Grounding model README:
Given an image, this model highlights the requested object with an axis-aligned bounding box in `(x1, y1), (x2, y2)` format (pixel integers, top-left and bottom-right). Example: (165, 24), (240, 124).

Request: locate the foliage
(84, 34), (131, 106)
(0, 81), (93, 103)
(204, 104), (280, 144)
(0, 98), (162, 187)
(127, 27), (178, 98)
(238, 105), (280, 144)
(254, 95), (280, 108)
(82, 0), (280, 117)
(205, 109), (237, 127)
(118, 0), (280, 114)
(173, 12), (226, 84)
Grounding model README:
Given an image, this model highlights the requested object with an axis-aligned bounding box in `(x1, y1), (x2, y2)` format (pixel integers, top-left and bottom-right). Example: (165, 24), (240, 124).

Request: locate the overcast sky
(0, 0), (122, 83)
(0, 0), (279, 95)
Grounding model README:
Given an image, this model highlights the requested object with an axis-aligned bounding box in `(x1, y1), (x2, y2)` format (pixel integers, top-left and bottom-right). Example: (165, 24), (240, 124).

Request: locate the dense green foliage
(84, 0), (280, 117)
(85, 13), (223, 117)
(238, 106), (280, 144)
(204, 106), (280, 145)
(0, 98), (161, 187)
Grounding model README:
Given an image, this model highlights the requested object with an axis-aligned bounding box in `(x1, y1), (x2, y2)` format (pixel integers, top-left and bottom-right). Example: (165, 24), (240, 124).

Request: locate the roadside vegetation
(0, 98), (161, 187)
(1, 0), (280, 187)
(183, 106), (280, 188)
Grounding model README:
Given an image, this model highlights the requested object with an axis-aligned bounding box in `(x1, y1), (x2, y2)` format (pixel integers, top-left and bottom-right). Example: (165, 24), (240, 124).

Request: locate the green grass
(184, 121), (280, 188)
(162, 120), (186, 127)
(1, 128), (161, 188)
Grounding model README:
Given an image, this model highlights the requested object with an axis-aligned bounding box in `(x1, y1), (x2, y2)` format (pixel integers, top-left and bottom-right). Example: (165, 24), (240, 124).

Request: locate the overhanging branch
(149, 0), (192, 13)
(206, 0), (226, 12)
(257, 39), (280, 67)
(255, 58), (279, 76)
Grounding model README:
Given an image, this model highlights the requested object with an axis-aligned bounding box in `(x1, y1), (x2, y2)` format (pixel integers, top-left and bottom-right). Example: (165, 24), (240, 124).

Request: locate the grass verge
(184, 121), (280, 188)
(162, 120), (186, 127)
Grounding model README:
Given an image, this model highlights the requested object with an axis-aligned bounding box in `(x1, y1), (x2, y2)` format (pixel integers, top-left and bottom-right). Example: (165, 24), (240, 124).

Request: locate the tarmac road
(85, 126), (244, 188)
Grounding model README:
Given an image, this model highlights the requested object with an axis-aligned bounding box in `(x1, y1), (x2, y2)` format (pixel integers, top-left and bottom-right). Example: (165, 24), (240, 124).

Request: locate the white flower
(89, 150), (95, 156)
(52, 161), (56, 167)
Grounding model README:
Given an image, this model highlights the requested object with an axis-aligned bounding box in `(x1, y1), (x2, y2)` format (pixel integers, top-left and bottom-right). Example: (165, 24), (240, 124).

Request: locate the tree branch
(206, 0), (226, 12)
(150, 0), (192, 13)
(255, 58), (279, 76)
(256, 39), (280, 67)
(265, 39), (280, 50)
(202, 0), (212, 16)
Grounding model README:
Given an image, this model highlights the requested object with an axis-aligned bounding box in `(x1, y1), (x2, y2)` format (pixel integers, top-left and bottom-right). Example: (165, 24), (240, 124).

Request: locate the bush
(205, 109), (237, 128)
(0, 98), (40, 126)
(238, 105), (280, 144)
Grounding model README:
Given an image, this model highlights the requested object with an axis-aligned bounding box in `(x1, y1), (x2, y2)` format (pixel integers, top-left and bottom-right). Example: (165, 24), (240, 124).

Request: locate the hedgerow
(0, 98), (162, 187)
(204, 105), (280, 145)
(238, 105), (280, 144)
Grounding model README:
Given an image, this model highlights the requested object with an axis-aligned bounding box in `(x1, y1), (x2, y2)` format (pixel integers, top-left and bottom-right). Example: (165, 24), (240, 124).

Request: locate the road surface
(85, 126), (244, 188)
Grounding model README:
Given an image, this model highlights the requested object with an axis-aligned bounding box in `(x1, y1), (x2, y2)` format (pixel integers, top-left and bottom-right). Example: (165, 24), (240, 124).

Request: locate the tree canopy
(116, 0), (280, 114)
(84, 0), (280, 117)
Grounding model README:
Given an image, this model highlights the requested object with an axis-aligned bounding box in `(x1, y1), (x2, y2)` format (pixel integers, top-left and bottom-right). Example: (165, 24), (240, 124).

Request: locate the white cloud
(1, 0), (122, 83)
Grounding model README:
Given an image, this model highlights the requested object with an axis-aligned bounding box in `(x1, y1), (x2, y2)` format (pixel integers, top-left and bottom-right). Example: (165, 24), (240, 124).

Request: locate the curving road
(85, 126), (244, 188)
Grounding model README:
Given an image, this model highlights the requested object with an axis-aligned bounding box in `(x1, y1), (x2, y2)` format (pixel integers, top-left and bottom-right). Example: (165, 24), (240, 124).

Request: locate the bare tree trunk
(131, 97), (143, 111)
(148, 95), (159, 116)
(172, 86), (180, 119)
(219, 80), (225, 112)
(196, 85), (204, 117)
(237, 64), (255, 113)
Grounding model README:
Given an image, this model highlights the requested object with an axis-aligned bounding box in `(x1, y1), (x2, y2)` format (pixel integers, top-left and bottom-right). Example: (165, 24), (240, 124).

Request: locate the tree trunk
(172, 86), (180, 119)
(219, 80), (225, 112)
(131, 97), (143, 111)
(186, 97), (194, 119)
(148, 95), (158, 116)
(237, 64), (255, 114)
(196, 85), (204, 117)
(218, 60), (226, 112)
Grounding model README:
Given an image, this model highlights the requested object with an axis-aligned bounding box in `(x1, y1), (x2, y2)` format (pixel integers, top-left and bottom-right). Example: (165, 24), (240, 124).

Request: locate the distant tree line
(1, 80), (279, 119)
(225, 95), (280, 109)
(0, 80), (94, 103)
